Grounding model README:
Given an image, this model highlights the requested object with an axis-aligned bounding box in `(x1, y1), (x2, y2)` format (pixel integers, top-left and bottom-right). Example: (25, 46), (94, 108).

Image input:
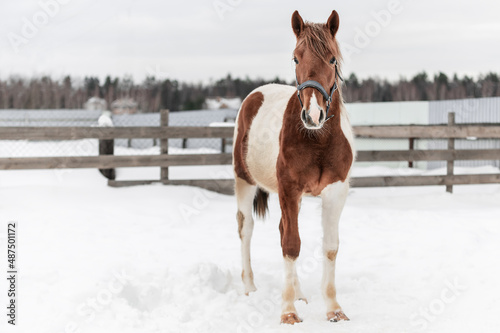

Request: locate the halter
(295, 57), (343, 122)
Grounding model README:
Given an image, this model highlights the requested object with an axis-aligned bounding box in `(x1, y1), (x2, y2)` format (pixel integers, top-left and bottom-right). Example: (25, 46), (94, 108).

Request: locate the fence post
(408, 137), (415, 168)
(446, 112), (455, 193)
(98, 138), (115, 180)
(221, 138), (226, 153)
(160, 109), (169, 184)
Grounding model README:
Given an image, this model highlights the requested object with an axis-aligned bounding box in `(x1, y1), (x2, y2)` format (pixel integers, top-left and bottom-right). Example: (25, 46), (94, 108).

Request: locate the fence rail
(1, 124), (499, 140)
(0, 154), (233, 170)
(353, 124), (500, 138)
(3, 149), (499, 170)
(353, 174), (500, 187)
(0, 126), (235, 140)
(0, 110), (499, 194)
(356, 149), (500, 162)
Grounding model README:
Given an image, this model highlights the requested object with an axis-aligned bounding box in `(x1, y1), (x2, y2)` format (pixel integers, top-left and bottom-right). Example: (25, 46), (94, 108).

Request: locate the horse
(232, 10), (354, 324)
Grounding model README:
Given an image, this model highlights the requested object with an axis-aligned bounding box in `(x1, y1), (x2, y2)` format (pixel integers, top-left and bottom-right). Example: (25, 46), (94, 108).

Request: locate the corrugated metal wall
(428, 97), (500, 169)
(347, 101), (430, 169)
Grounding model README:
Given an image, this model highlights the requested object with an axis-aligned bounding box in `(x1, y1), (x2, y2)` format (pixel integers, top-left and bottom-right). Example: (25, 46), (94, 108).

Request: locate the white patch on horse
(339, 104), (356, 170)
(307, 92), (322, 127)
(320, 181), (349, 313)
(282, 256), (299, 315)
(245, 84), (296, 194)
(234, 177), (258, 295)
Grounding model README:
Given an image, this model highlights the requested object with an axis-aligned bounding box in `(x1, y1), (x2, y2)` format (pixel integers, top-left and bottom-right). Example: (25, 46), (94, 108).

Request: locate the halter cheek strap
(295, 59), (343, 122)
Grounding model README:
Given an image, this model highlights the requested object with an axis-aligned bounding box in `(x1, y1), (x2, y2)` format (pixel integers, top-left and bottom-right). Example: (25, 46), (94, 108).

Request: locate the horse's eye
(293, 57), (299, 64)
(329, 57), (336, 65)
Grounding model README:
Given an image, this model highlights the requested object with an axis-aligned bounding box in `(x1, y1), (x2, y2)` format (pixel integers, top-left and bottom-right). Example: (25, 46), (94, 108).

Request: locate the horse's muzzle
(301, 108), (325, 129)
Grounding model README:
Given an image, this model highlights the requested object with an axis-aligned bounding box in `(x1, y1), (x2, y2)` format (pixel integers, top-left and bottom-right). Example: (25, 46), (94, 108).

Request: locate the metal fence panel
(428, 97), (500, 169)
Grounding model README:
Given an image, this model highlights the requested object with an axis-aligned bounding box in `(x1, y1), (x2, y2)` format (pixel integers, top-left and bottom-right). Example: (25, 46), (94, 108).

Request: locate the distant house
(205, 97), (241, 110)
(84, 97), (107, 111)
(111, 98), (138, 114)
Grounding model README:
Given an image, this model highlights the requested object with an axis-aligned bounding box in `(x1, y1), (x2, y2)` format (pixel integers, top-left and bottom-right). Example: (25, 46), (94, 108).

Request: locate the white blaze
(308, 92), (322, 125)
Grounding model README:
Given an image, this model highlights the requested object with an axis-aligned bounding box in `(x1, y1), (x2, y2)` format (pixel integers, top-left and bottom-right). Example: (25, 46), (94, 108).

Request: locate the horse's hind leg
(321, 181), (350, 322)
(235, 176), (257, 295)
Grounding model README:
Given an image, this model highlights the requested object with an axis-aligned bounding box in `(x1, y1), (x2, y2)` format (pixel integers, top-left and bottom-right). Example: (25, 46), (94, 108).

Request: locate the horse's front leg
(321, 181), (350, 322)
(278, 186), (303, 324)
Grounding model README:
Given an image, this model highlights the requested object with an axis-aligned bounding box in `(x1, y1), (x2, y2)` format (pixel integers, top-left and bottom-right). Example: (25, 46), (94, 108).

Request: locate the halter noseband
(295, 57), (343, 122)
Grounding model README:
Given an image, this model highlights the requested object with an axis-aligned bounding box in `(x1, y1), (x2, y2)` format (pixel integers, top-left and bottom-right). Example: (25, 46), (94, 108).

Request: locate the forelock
(297, 23), (342, 65)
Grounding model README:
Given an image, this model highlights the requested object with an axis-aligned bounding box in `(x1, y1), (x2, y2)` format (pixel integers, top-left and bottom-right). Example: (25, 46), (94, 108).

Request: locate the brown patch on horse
(277, 93), (353, 197)
(326, 250), (338, 261)
(279, 218), (301, 259)
(233, 91), (264, 185)
(237, 210), (244, 239)
(326, 283), (336, 299)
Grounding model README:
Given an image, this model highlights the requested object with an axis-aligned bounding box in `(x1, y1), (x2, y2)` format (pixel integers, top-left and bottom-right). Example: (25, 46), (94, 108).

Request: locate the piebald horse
(232, 10), (354, 324)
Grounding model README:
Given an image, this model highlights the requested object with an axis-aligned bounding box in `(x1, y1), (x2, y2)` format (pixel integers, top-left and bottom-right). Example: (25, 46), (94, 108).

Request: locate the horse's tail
(253, 187), (269, 219)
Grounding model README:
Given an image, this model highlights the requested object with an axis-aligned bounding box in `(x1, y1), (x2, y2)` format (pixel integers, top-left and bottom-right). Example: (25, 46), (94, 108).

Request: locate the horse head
(292, 10), (343, 130)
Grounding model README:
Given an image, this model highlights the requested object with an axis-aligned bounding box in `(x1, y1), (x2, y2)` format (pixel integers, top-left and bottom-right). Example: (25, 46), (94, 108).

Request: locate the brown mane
(297, 22), (342, 70)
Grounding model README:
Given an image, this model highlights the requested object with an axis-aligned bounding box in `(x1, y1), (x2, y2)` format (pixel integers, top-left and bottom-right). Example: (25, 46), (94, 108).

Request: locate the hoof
(327, 310), (349, 322)
(281, 312), (302, 325)
(244, 284), (257, 296)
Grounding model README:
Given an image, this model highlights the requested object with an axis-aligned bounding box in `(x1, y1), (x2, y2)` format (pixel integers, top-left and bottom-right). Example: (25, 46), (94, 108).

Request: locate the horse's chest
(279, 138), (352, 196)
(309, 162), (347, 195)
(307, 152), (350, 195)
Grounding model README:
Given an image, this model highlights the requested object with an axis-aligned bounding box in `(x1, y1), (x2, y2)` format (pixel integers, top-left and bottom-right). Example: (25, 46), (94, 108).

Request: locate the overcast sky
(1, 0), (500, 84)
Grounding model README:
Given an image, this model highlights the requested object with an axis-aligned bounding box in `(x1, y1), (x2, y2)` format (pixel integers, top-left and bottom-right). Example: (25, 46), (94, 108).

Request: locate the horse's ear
(327, 10), (340, 38)
(291, 10), (304, 39)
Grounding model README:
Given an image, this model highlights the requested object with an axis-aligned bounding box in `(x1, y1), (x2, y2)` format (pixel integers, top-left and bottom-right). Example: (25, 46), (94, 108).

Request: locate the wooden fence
(1, 111), (499, 194)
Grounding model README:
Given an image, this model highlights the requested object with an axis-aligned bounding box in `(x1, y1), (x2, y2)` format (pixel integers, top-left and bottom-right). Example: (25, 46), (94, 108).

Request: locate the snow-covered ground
(0, 162), (499, 333)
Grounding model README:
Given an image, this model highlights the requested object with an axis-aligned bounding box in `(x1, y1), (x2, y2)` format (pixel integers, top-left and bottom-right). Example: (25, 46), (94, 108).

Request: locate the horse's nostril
(301, 109), (307, 123)
(319, 111), (324, 123)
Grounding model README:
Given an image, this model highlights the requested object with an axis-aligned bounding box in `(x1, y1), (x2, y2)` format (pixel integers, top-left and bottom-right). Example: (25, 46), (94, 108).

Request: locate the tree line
(343, 72), (500, 103)
(0, 72), (498, 112)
